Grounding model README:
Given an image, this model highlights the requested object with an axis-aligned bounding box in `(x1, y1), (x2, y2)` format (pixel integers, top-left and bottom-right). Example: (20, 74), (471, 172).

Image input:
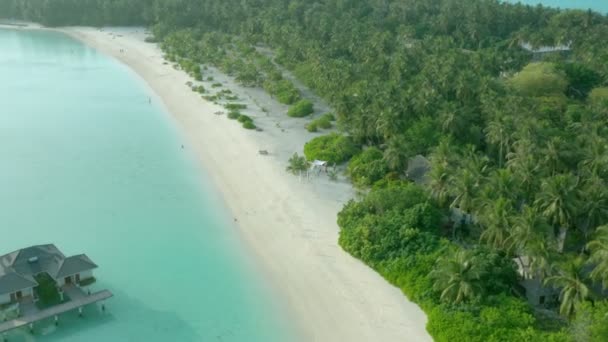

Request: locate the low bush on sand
(287, 99), (314, 117)
(303, 133), (359, 164)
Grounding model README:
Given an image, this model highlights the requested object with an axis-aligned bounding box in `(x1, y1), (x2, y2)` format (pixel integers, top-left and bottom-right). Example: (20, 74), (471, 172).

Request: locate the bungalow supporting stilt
(101, 303), (106, 312)
(78, 307), (83, 318)
(28, 323), (33, 333)
(54, 315), (59, 326)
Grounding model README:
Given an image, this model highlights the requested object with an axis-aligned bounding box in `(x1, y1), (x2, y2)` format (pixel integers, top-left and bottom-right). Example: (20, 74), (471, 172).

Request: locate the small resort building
(0, 244), (112, 338)
(0, 244), (97, 306)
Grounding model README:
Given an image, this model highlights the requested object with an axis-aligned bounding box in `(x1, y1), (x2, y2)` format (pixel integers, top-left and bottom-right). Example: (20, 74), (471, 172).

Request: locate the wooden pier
(0, 289), (113, 335)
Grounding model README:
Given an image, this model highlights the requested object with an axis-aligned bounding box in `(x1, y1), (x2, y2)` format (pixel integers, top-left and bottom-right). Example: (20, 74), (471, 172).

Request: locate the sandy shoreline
(56, 26), (430, 341)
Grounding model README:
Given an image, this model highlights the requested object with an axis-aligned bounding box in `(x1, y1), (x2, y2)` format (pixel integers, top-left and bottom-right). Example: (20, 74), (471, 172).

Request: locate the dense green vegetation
(347, 147), (389, 188)
(304, 133), (359, 164)
(4, 0), (608, 340)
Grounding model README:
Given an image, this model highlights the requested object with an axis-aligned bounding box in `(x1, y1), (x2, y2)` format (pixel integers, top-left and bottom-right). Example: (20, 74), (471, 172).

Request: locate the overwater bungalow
(0, 244), (112, 338)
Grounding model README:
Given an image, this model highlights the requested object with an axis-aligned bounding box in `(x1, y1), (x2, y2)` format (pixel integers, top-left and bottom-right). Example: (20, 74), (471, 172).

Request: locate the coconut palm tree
(508, 206), (555, 279)
(479, 197), (514, 250)
(382, 136), (409, 172)
(485, 118), (512, 168)
(431, 249), (484, 304)
(430, 138), (458, 168)
(427, 162), (450, 207)
(545, 257), (592, 318)
(481, 168), (519, 203)
(578, 175), (608, 244)
(286, 153), (308, 175)
(527, 238), (557, 281)
(449, 168), (478, 214)
(587, 225), (608, 289)
(534, 174), (580, 252)
(506, 138), (539, 197)
(542, 136), (567, 176)
(578, 133), (608, 178)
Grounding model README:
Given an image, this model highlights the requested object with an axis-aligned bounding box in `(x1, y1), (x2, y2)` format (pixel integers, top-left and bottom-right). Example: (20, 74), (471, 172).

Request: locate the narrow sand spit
(61, 26), (431, 342)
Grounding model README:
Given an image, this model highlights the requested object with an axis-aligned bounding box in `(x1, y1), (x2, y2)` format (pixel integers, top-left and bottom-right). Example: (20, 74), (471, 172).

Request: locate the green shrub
(509, 62), (568, 97)
(306, 114), (334, 132)
(192, 85), (205, 93)
(235, 62), (262, 87)
(237, 114), (253, 123)
(227, 111), (241, 119)
(589, 87), (608, 113)
(212, 82), (223, 88)
(347, 147), (389, 187)
(323, 112), (336, 121)
(306, 122), (318, 132)
(316, 116), (333, 129)
(264, 79), (301, 104)
(224, 103), (247, 111)
(303, 133), (360, 164)
(287, 99), (314, 117)
(242, 121), (256, 129)
(206, 76), (214, 81)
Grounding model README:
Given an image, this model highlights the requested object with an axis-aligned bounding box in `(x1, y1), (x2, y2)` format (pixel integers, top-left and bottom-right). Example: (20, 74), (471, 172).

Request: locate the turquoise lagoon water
(0, 29), (293, 341)
(507, 0), (608, 13)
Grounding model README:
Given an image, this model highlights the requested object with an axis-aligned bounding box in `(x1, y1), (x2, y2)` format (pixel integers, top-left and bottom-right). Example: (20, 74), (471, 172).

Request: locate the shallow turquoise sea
(0, 29), (293, 341)
(507, 0), (608, 13)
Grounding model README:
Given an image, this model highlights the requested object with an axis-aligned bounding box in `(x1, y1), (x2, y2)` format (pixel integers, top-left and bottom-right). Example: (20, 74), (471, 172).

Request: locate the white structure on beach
(520, 41), (572, 60)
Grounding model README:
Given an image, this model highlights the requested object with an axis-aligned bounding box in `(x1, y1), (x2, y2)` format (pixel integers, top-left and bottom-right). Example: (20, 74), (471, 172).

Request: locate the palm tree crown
(431, 249), (484, 304)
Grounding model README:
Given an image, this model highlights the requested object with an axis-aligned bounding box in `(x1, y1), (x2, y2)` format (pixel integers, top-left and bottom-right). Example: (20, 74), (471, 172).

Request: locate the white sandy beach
(58, 26), (431, 341)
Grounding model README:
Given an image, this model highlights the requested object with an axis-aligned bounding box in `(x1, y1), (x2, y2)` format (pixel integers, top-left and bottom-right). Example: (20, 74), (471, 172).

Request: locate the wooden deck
(0, 290), (113, 334)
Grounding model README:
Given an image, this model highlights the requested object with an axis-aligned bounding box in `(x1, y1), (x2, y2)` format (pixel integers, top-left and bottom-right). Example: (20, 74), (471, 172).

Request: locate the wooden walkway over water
(0, 289), (113, 335)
